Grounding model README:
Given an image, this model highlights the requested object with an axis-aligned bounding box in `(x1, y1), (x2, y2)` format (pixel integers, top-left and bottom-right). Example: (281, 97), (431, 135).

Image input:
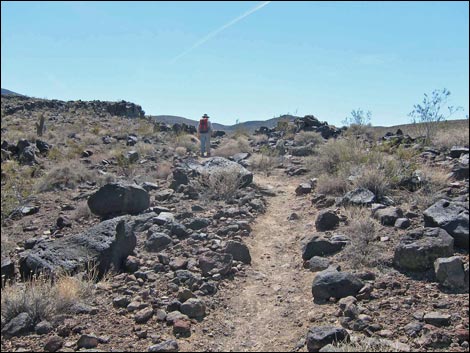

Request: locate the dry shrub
(155, 161), (173, 180)
(214, 136), (251, 158)
(249, 153), (280, 175)
(309, 138), (367, 177)
(36, 161), (99, 192)
(316, 174), (350, 196)
(412, 164), (452, 208)
(294, 131), (324, 147)
(252, 135), (269, 144)
(327, 337), (397, 352)
(172, 134), (199, 152)
(132, 142), (155, 158)
(353, 168), (390, 200)
(73, 201), (93, 221)
(340, 208), (385, 269)
(431, 125), (469, 150)
(1, 272), (96, 326)
(175, 146), (187, 156)
(199, 165), (243, 202)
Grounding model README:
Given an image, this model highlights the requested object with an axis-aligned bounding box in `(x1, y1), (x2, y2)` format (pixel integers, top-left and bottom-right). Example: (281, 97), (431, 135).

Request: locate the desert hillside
(1, 95), (469, 353)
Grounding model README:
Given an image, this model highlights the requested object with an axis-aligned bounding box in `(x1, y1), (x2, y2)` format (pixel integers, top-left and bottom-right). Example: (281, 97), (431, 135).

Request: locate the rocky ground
(1, 96), (469, 352)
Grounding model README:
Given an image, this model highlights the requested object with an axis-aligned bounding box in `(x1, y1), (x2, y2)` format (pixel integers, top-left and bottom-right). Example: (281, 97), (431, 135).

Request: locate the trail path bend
(181, 173), (320, 352)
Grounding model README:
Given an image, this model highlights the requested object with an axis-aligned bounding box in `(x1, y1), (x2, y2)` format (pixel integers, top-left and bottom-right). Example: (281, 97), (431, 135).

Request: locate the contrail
(171, 1), (271, 63)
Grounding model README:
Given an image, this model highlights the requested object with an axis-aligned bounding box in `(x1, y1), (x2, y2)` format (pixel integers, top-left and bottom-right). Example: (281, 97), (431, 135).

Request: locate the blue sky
(2, 1), (469, 126)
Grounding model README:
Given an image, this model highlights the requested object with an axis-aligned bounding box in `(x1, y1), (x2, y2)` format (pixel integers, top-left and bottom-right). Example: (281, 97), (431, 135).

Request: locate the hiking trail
(180, 172), (321, 352)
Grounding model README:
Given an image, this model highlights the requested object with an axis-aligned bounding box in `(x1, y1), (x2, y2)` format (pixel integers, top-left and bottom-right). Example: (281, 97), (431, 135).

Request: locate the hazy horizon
(2, 1), (469, 126)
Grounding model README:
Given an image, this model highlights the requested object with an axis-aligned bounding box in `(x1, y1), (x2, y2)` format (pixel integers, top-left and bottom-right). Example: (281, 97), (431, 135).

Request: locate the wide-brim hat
(202, 114), (209, 118)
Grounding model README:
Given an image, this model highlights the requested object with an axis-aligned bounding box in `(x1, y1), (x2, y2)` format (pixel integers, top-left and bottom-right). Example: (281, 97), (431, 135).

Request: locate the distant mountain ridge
(1, 88), (25, 96)
(150, 114), (300, 132)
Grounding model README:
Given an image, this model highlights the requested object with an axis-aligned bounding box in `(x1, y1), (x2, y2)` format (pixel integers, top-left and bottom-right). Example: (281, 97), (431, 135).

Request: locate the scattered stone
(342, 188), (376, 206)
(180, 298), (206, 318)
(148, 340), (179, 352)
(393, 228), (454, 272)
(77, 334), (99, 349)
(424, 199), (469, 250)
(88, 183), (150, 217)
(373, 207), (403, 226)
(1, 312), (33, 337)
(302, 234), (348, 260)
(145, 232), (172, 252)
(312, 270), (364, 301)
(423, 312), (451, 327)
(173, 320), (191, 337)
(305, 256), (331, 272)
(296, 183), (313, 196)
(135, 307), (154, 324)
(198, 251), (233, 276)
(19, 218), (136, 278)
(44, 336), (64, 352)
(315, 210), (340, 231)
(223, 240), (251, 264)
(434, 256), (468, 291)
(35, 320), (53, 335)
(306, 326), (350, 352)
(395, 218), (411, 229)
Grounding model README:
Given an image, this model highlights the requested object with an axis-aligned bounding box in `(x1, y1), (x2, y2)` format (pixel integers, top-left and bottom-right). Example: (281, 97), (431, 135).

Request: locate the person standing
(197, 114), (213, 157)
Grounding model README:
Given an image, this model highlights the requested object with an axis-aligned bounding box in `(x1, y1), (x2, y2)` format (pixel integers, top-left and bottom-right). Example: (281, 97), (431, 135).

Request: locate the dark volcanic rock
(312, 270), (364, 301)
(341, 188), (376, 206)
(1, 256), (15, 283)
(393, 228), (454, 272)
(198, 251), (233, 276)
(306, 326), (350, 352)
(223, 240), (251, 264)
(19, 217), (136, 278)
(1, 312), (33, 337)
(145, 232), (172, 252)
(302, 234), (348, 260)
(315, 210), (340, 231)
(424, 199), (469, 250)
(148, 340), (179, 352)
(88, 182), (150, 218)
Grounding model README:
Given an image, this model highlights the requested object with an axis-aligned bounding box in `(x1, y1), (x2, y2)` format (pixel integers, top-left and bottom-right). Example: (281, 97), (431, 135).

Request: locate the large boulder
(88, 183), (150, 218)
(19, 217), (136, 278)
(306, 326), (350, 352)
(302, 234), (349, 260)
(312, 270), (364, 301)
(185, 157), (253, 188)
(393, 228), (454, 272)
(423, 199), (469, 250)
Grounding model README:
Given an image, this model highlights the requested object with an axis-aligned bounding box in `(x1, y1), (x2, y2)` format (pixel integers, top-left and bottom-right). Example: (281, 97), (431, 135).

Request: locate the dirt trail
(181, 173), (317, 352)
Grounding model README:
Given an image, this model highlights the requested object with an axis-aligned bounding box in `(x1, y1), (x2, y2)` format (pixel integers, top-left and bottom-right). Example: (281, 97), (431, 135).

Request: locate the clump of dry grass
(353, 168), (390, 201)
(36, 161), (100, 192)
(249, 153), (280, 175)
(214, 136), (251, 158)
(199, 165), (244, 202)
(340, 207), (385, 269)
(294, 131), (324, 147)
(412, 164), (452, 208)
(155, 161), (173, 180)
(326, 336), (398, 352)
(1, 160), (37, 224)
(316, 174), (350, 196)
(1, 271), (96, 326)
(172, 133), (199, 153)
(175, 146), (187, 157)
